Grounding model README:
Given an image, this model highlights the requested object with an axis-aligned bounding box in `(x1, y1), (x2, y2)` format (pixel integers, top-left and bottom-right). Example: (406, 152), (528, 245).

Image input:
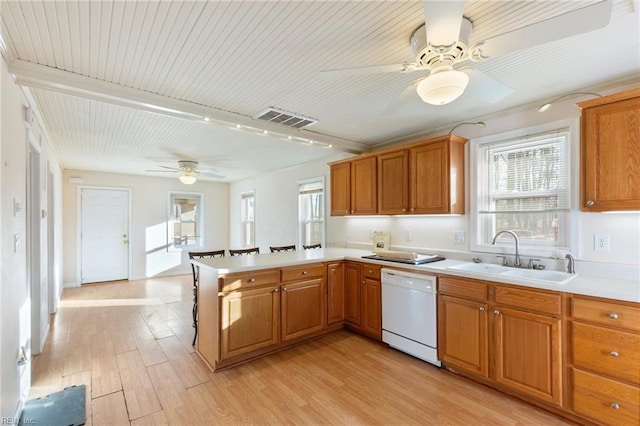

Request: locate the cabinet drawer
(494, 285), (561, 316)
(572, 322), (640, 385)
(361, 264), (381, 281)
(572, 296), (640, 332)
(438, 276), (488, 301)
(220, 270), (280, 292)
(572, 368), (640, 426)
(281, 264), (325, 282)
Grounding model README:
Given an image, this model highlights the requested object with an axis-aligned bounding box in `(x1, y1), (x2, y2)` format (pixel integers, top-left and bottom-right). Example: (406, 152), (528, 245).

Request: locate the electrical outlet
(594, 234), (610, 252)
(404, 229), (412, 241)
(452, 231), (465, 244)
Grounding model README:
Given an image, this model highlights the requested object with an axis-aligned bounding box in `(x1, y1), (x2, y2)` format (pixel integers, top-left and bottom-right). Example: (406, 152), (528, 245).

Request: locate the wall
(231, 84), (640, 281)
(229, 153), (351, 251)
(62, 171), (229, 285)
(1, 57), (64, 419)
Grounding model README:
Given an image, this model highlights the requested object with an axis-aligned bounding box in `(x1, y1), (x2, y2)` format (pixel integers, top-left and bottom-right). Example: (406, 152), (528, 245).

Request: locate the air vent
(254, 107), (317, 129)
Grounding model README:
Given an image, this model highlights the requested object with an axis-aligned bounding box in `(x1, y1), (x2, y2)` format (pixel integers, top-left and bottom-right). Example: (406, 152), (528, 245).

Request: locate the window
(168, 192), (203, 250)
(473, 128), (571, 253)
(298, 179), (325, 248)
(241, 191), (255, 247)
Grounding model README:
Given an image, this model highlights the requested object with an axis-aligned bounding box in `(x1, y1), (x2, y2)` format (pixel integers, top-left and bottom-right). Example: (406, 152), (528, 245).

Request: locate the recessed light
(328, 144), (333, 148)
(263, 130), (269, 135)
(287, 136), (292, 140)
(235, 124), (242, 129)
(309, 140), (314, 144)
(203, 117), (211, 122)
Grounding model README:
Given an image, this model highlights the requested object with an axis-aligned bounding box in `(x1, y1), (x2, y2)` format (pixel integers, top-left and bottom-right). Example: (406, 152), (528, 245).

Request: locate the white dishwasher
(381, 268), (440, 367)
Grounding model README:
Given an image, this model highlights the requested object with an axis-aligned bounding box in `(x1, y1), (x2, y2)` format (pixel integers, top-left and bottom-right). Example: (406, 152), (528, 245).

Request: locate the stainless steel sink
(447, 262), (577, 284)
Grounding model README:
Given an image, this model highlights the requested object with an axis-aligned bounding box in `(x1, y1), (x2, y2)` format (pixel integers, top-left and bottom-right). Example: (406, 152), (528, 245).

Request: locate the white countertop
(193, 248), (640, 303)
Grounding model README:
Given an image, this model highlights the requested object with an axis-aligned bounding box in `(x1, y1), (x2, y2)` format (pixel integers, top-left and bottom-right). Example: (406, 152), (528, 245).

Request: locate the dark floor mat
(19, 384), (86, 426)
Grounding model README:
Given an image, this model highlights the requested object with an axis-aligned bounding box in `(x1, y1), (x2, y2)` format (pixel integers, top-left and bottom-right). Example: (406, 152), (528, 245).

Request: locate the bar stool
(303, 243), (322, 249)
(229, 247), (260, 256)
(188, 250), (225, 345)
(270, 245), (296, 253)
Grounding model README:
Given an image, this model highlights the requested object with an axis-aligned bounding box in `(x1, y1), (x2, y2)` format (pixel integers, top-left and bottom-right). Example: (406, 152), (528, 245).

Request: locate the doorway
(79, 188), (130, 284)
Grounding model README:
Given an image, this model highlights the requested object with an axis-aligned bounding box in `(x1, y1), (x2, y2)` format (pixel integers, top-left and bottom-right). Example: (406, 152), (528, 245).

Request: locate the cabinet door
(330, 162), (351, 216)
(327, 262), (345, 325)
(220, 286), (280, 360)
(361, 278), (381, 340)
(344, 262), (361, 326)
(581, 94), (640, 211)
(281, 278), (326, 342)
(493, 307), (562, 406)
(438, 295), (489, 377)
(351, 156), (377, 215)
(410, 141), (449, 214)
(378, 150), (408, 214)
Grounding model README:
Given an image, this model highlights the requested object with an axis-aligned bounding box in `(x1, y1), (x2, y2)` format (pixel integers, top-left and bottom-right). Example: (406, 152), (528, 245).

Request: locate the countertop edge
(191, 249), (640, 303)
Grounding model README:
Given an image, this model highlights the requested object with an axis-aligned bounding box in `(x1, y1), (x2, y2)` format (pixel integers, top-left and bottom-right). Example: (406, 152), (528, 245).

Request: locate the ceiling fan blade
(422, 1), (466, 47)
(471, 0), (612, 60)
(460, 68), (512, 104)
(197, 167), (221, 174)
(321, 62), (419, 77)
(158, 165), (181, 171)
(197, 172), (225, 179)
(145, 169), (175, 173)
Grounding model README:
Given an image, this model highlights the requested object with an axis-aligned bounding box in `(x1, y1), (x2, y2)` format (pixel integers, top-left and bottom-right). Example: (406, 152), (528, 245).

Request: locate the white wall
(229, 153), (351, 251)
(231, 84), (640, 279)
(62, 171), (229, 284)
(1, 57), (64, 419)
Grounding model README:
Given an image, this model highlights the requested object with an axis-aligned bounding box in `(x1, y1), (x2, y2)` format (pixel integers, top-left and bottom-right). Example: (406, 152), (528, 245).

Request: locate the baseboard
(63, 281), (80, 288)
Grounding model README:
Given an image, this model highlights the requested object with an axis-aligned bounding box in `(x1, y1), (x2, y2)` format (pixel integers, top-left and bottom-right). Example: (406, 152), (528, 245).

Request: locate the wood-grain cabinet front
(438, 276), (563, 407)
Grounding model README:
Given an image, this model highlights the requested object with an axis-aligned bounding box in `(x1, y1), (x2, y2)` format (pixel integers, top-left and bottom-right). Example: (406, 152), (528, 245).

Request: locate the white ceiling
(1, 0), (639, 182)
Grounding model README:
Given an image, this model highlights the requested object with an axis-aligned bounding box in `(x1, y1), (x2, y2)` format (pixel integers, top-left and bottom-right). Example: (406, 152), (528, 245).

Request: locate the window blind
(478, 130), (570, 214)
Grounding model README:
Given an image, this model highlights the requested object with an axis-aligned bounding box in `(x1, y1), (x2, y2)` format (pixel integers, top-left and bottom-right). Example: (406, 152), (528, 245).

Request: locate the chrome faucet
(565, 253), (576, 274)
(492, 230), (521, 267)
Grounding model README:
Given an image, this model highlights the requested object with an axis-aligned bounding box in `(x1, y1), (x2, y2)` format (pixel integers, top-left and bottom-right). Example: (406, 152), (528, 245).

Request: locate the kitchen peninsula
(193, 248), (639, 425)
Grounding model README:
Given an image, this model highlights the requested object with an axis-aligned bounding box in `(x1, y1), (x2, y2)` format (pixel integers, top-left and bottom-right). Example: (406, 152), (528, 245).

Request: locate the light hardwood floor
(30, 275), (573, 425)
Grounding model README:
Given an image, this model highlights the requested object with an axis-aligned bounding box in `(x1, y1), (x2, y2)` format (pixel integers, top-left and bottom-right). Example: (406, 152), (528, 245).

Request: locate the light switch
(14, 233), (21, 253)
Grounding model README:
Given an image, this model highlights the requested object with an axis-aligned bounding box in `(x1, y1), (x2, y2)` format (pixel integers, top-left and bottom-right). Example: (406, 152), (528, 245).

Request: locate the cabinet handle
(611, 403), (620, 410)
(274, 288), (279, 293)
(586, 200), (594, 206)
(402, 208), (406, 212)
(362, 280), (366, 284)
(368, 270), (373, 274)
(283, 287), (287, 292)
(493, 310), (500, 315)
(609, 312), (618, 319)
(302, 271), (308, 275)
(248, 278), (255, 283)
(610, 351), (619, 358)
(479, 307), (485, 312)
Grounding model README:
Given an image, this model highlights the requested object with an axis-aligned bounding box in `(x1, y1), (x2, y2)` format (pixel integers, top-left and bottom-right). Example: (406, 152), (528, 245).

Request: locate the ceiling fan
(146, 160), (224, 184)
(322, 0), (613, 106)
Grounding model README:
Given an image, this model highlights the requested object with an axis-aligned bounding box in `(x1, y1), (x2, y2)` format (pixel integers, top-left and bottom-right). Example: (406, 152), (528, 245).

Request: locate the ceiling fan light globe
(416, 70), (469, 105)
(179, 174), (197, 185)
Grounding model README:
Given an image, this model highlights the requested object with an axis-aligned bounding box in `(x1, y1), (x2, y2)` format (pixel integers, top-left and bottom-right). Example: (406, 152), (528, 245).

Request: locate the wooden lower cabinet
(281, 278), (326, 341)
(569, 294), (640, 425)
(220, 285), (280, 360)
(493, 306), (562, 406)
(345, 262), (361, 326)
(360, 277), (381, 340)
(438, 295), (488, 377)
(327, 262), (345, 324)
(438, 276), (563, 408)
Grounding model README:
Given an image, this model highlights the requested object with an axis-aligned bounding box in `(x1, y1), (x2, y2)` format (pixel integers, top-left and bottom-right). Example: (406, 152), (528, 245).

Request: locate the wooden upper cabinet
(330, 162), (351, 216)
(329, 156), (377, 215)
(351, 156), (377, 215)
(578, 89), (640, 211)
(378, 150), (409, 214)
(410, 136), (465, 214)
(328, 134), (466, 216)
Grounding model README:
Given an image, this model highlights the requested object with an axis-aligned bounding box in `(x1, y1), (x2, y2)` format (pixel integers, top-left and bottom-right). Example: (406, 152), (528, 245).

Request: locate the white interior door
(81, 188), (129, 283)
